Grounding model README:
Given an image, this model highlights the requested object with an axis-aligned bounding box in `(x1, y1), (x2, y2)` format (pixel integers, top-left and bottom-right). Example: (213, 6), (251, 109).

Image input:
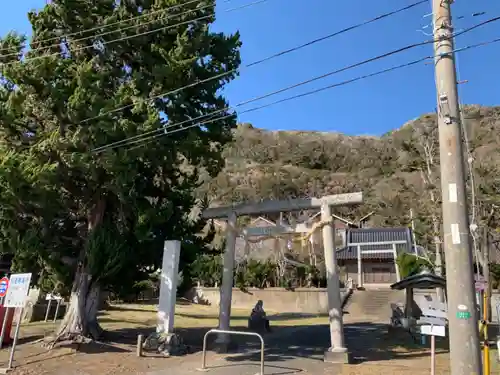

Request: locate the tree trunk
(47, 199), (106, 347)
(52, 270), (103, 344)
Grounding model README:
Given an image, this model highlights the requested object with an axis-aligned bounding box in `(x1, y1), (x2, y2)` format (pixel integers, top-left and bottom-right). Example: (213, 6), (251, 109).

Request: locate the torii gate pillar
(214, 211), (237, 351)
(321, 204), (349, 363)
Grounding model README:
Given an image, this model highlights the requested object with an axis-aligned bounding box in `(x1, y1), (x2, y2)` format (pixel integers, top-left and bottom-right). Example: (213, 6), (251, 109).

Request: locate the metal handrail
(200, 329), (265, 375)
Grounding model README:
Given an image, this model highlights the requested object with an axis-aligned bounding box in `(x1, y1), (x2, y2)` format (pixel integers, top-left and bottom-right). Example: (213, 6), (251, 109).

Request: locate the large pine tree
(0, 0), (240, 344)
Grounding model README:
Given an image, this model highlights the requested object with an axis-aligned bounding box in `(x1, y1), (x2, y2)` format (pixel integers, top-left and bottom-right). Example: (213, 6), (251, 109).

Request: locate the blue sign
(0, 277), (9, 297)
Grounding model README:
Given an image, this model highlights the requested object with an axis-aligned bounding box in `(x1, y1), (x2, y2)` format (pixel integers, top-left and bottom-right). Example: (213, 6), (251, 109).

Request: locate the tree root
(43, 332), (95, 350)
(42, 320), (104, 350)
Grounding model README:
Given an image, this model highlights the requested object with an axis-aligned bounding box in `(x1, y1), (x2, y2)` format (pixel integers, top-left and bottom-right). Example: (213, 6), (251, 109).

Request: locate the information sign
(3, 273), (32, 308)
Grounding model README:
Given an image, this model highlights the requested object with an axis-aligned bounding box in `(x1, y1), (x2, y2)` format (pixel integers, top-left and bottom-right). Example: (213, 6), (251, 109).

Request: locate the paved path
(148, 318), (404, 375)
(152, 323), (376, 375)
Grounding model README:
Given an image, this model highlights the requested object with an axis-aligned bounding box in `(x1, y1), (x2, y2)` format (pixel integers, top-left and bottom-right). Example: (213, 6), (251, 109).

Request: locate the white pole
(357, 245), (363, 288)
(430, 334), (436, 375)
(0, 307), (9, 350)
(53, 299), (61, 323)
(392, 243), (401, 282)
(7, 308), (23, 370)
(44, 299), (52, 322)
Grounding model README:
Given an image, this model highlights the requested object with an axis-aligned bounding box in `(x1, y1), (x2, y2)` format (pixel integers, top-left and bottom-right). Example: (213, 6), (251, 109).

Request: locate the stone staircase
(344, 288), (404, 323)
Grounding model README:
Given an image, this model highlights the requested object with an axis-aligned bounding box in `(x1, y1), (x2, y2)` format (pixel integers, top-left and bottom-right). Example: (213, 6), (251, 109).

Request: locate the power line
(246, 0), (428, 67)
(0, 0), (226, 54)
(91, 15), (500, 153)
(0, 0), (217, 59)
(456, 11), (487, 21)
(242, 37), (500, 114)
(96, 36), (500, 153)
(0, 0), (268, 66)
(84, 0), (427, 125)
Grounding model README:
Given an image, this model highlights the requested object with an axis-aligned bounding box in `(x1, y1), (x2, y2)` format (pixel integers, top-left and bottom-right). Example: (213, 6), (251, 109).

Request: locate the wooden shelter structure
(390, 271), (447, 321)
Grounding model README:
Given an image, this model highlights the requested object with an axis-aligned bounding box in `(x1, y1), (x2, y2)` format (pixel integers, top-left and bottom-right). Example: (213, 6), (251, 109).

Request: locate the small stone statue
(248, 300), (271, 332)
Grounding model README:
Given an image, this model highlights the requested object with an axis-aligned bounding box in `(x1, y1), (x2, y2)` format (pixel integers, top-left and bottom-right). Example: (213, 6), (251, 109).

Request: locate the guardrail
(199, 329), (265, 375)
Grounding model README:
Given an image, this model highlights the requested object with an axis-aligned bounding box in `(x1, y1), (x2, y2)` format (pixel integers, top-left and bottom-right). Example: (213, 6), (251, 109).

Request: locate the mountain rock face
(200, 105), (500, 251)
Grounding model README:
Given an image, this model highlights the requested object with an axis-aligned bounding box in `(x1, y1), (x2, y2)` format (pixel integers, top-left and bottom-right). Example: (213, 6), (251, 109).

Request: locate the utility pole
(431, 1), (482, 375)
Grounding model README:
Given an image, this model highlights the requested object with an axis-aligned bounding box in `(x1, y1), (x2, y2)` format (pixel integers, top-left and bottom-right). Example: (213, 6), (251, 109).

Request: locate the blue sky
(1, 0), (499, 135)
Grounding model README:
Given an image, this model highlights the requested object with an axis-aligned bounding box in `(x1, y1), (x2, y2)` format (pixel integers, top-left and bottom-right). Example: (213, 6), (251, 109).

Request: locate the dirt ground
(0, 302), (497, 375)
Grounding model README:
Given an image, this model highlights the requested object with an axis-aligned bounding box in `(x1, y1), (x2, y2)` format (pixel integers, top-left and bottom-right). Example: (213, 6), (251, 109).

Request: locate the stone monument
(142, 240), (187, 357)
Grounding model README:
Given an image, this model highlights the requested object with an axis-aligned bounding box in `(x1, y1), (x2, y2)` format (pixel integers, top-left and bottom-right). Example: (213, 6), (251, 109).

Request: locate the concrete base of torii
(324, 349), (350, 364)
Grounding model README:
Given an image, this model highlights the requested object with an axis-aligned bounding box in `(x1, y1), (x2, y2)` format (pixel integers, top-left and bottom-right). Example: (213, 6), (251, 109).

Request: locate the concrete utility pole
(431, 1), (482, 374)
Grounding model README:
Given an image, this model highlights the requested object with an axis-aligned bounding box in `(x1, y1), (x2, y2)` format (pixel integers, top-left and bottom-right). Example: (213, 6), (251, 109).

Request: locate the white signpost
(3, 273), (31, 308)
(0, 273), (32, 373)
(44, 294), (63, 323)
(417, 300), (448, 375)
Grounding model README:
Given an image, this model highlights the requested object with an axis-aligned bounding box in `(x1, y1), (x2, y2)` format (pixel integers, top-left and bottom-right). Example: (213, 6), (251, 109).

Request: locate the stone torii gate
(202, 192), (363, 363)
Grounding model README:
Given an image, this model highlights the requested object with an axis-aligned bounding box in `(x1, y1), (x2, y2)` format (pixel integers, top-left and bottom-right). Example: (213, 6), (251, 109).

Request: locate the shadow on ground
(0, 334), (45, 348)
(97, 314), (450, 366)
(15, 318), (452, 368)
(208, 363), (304, 375)
(344, 322), (449, 364)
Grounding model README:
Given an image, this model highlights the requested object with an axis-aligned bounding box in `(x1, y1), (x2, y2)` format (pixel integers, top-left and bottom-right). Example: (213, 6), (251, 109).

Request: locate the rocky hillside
(200, 105), (500, 249)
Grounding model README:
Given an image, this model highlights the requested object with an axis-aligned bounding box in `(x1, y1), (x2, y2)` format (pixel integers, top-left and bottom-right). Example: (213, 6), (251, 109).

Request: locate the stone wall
(19, 288), (67, 323)
(186, 287), (500, 320)
(22, 302), (67, 323)
(185, 287), (351, 314)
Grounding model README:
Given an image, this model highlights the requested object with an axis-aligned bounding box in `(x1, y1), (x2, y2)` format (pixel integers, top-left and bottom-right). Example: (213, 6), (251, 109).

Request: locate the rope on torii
(298, 217), (334, 241)
(240, 217), (334, 244)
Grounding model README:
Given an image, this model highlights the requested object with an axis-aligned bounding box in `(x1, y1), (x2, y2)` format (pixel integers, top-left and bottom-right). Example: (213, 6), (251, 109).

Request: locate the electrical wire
(0, 0), (227, 54)
(98, 37), (500, 153)
(0, 0), (222, 59)
(243, 37), (500, 116)
(91, 15), (500, 153)
(84, 0), (428, 126)
(456, 11), (487, 21)
(0, 0), (269, 66)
